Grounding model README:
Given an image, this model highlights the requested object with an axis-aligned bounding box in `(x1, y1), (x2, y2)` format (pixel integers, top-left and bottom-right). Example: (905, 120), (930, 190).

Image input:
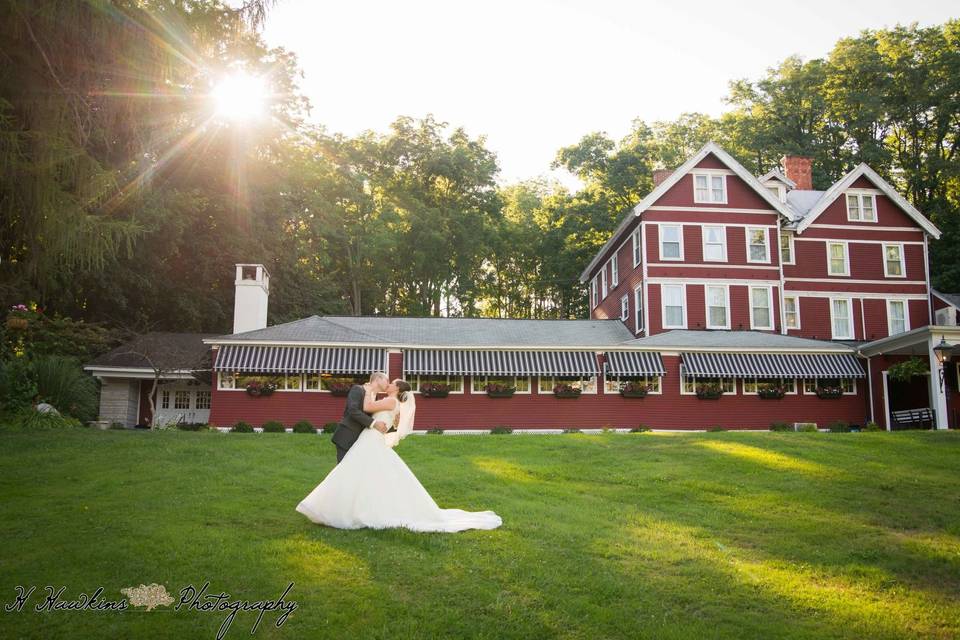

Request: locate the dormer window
(693, 173), (726, 204)
(846, 192), (877, 222)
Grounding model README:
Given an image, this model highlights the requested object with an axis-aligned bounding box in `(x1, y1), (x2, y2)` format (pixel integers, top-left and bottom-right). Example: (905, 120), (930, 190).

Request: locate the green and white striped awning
(682, 352), (865, 378)
(403, 350), (598, 376)
(214, 345), (386, 374)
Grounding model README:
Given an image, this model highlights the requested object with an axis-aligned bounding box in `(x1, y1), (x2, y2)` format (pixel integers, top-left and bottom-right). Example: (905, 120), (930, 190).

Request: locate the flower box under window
(695, 383), (724, 400)
(485, 383), (516, 398)
(245, 381), (277, 397)
(758, 387), (786, 400)
(420, 383), (451, 398)
(815, 387), (843, 399)
(619, 381), (650, 398)
(326, 382), (352, 396)
(553, 383), (582, 398)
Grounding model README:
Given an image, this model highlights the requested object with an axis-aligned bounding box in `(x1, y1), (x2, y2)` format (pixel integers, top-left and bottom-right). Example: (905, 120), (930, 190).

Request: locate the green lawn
(1, 428), (959, 640)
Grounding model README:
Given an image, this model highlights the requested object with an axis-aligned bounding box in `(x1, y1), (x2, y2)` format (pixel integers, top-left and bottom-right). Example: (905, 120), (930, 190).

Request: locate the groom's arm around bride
(331, 383), (385, 463)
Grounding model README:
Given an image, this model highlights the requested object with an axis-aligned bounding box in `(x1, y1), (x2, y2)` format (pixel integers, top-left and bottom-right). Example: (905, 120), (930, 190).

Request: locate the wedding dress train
(295, 399), (502, 533)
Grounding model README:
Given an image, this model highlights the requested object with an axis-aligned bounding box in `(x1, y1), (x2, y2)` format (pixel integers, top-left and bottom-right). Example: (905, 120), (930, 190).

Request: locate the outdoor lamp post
(933, 337), (952, 392)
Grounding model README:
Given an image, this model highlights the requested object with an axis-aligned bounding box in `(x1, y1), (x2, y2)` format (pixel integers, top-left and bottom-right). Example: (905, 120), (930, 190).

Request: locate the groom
(331, 371), (390, 463)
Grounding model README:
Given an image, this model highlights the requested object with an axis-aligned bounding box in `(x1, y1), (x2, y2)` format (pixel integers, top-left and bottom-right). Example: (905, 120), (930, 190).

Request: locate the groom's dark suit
(331, 384), (374, 463)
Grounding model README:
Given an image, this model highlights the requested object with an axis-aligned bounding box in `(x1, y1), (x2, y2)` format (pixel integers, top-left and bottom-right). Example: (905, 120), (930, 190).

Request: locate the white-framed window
(804, 378), (856, 394)
(217, 373), (235, 390)
(634, 285), (644, 333)
(659, 225), (683, 260)
(746, 227), (770, 263)
(784, 296), (800, 330)
(705, 285), (730, 329)
(830, 298), (854, 339)
(538, 375), (597, 394)
(702, 225), (727, 262)
(631, 227), (642, 267)
(304, 373), (368, 393)
(620, 294), (629, 322)
(887, 299), (908, 336)
(222, 373), (288, 392)
(604, 375), (662, 394)
(749, 286), (773, 330)
(610, 256), (618, 288)
(846, 192), (877, 222)
(591, 275), (599, 308)
(408, 374), (464, 394)
(883, 243), (905, 278)
(601, 267), (608, 299)
(472, 375), (530, 394)
(693, 172), (727, 203)
(680, 374), (736, 395)
(661, 284), (686, 329)
(827, 242), (849, 276)
(195, 390), (211, 409)
(780, 232), (794, 265)
(160, 389), (171, 408)
(283, 374), (302, 391)
(743, 378), (797, 394)
(174, 390), (190, 409)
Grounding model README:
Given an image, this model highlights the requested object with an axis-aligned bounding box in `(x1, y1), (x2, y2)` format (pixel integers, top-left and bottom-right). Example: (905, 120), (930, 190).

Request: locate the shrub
(562, 428), (581, 434)
(707, 426), (726, 432)
(426, 427), (444, 434)
(795, 423), (818, 432)
(5, 408), (83, 430)
(864, 421), (883, 432)
(770, 422), (793, 432)
(321, 422), (338, 434)
(231, 421), (254, 433)
(176, 422), (208, 431)
(261, 421), (285, 433)
(31, 355), (99, 422)
(293, 420), (316, 434)
(490, 426), (513, 434)
(0, 358), (38, 413)
(630, 425), (651, 433)
(827, 421), (849, 433)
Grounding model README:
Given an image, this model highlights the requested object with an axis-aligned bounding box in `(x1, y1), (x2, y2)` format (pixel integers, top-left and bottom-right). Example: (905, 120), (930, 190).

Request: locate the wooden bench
(891, 408), (934, 430)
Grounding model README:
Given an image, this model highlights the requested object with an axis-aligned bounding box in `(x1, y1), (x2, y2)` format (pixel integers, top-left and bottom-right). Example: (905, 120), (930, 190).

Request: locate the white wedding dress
(295, 394), (502, 533)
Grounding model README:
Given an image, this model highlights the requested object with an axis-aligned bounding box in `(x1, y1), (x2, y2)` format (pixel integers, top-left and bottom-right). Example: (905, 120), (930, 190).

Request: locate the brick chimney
(781, 155), (813, 190)
(653, 169), (673, 187)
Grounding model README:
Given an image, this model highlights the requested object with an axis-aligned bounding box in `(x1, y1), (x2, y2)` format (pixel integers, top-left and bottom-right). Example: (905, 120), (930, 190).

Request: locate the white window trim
(886, 299), (910, 336)
(780, 231), (795, 265)
(659, 224), (684, 261)
(620, 294), (629, 322)
(302, 374), (366, 393)
(844, 379), (858, 395)
(704, 284), (730, 330)
(802, 378), (857, 395)
(601, 267), (608, 299)
(406, 374), (466, 395)
(536, 375), (598, 395)
(679, 368), (737, 396)
(783, 295), (801, 330)
(701, 225), (727, 262)
(830, 297), (855, 340)
(604, 374), (663, 395)
(634, 285), (644, 334)
(591, 275), (599, 308)
(743, 378), (798, 395)
(883, 242), (906, 279)
(692, 171), (728, 204)
(845, 191), (878, 223)
(217, 372), (304, 392)
(746, 227), (770, 264)
(749, 285), (774, 330)
(661, 283), (687, 329)
(631, 227), (642, 268)
(472, 375), (532, 395)
(826, 241), (850, 277)
(609, 255), (618, 288)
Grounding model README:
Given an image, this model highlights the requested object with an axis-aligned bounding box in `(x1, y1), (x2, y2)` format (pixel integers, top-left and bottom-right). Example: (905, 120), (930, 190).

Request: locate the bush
(4, 407), (83, 431)
(490, 426), (513, 434)
(795, 423), (818, 432)
(261, 421), (286, 433)
(31, 355), (99, 422)
(293, 420), (317, 434)
(231, 421), (254, 433)
(827, 421), (849, 433)
(321, 422), (338, 434)
(630, 425), (651, 433)
(0, 358), (38, 413)
(176, 422), (208, 431)
(562, 428), (581, 434)
(770, 422), (793, 432)
(864, 421), (883, 432)
(426, 427), (444, 434)
(707, 426), (726, 432)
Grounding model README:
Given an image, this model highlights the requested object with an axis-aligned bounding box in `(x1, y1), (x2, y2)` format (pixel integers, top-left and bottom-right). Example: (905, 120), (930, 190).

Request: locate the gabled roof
(579, 141), (796, 282)
(204, 315), (636, 348)
(618, 329), (856, 353)
(783, 190), (826, 224)
(85, 332), (215, 370)
(759, 169), (796, 189)
(932, 289), (960, 310)
(793, 163), (941, 238)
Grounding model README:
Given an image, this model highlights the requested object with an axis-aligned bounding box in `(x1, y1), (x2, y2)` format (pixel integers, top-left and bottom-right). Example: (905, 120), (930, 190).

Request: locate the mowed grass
(1, 428), (959, 640)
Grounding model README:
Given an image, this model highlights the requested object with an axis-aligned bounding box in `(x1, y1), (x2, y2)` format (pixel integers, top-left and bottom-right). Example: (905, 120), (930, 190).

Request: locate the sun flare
(211, 73), (268, 122)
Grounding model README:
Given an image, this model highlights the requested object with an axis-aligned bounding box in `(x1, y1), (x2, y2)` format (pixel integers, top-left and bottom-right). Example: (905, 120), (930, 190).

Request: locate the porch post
(928, 334), (949, 430)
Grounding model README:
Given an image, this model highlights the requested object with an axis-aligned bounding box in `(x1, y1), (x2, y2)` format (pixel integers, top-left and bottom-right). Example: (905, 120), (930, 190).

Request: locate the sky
(261, 0), (958, 189)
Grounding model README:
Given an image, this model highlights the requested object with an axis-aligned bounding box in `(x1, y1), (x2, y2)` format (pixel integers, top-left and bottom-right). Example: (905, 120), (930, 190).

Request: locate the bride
(295, 379), (502, 533)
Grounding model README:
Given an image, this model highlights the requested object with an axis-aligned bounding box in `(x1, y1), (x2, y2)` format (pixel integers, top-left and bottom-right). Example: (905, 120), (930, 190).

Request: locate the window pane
(663, 286), (682, 306)
(662, 226), (679, 242)
(861, 196), (875, 220)
(780, 234), (792, 262)
(666, 307), (683, 326)
(711, 176), (725, 201)
(847, 194), (860, 218)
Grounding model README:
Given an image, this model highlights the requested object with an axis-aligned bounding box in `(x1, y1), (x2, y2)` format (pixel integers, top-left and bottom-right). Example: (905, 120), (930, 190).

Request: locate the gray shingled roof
(206, 315), (635, 348)
(86, 332), (215, 369)
(784, 189), (826, 223)
(620, 330), (856, 352)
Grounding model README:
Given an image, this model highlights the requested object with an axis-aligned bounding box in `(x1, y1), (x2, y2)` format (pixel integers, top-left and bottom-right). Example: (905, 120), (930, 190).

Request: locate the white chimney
(233, 264), (270, 334)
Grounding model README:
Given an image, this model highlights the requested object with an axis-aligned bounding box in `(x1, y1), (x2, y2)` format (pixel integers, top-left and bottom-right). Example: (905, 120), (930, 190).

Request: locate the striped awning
(682, 352), (865, 378)
(604, 352), (666, 376)
(403, 350), (598, 376)
(213, 345), (385, 374)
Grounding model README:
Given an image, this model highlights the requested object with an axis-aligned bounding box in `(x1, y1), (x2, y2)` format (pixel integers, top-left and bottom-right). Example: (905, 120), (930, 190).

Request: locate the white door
(155, 385), (211, 426)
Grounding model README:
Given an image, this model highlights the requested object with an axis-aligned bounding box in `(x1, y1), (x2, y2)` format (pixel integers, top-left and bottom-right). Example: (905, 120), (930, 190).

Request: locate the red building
(88, 145), (960, 431)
